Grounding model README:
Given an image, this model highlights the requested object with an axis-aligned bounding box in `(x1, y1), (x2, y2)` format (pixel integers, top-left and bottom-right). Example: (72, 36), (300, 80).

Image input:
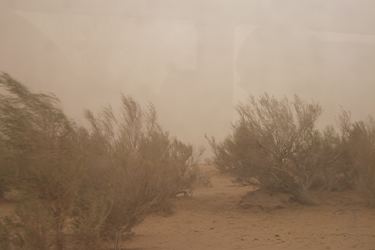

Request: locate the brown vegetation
(208, 94), (375, 206)
(0, 73), (202, 250)
(0, 73), (374, 250)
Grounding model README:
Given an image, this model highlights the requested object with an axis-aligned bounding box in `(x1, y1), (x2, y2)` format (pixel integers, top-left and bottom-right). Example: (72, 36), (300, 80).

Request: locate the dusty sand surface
(125, 165), (375, 250)
(1, 165), (374, 250)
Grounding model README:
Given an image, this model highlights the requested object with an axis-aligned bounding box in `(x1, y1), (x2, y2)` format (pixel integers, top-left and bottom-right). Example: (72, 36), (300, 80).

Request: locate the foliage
(72, 96), (202, 249)
(0, 73), (202, 250)
(338, 113), (375, 206)
(1, 197), (61, 250)
(209, 94), (375, 206)
(0, 73), (82, 250)
(208, 94), (340, 205)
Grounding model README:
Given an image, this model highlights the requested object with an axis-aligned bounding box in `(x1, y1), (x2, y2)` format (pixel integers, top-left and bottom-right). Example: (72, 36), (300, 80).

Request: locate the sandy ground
(1, 165), (374, 250)
(125, 165), (375, 250)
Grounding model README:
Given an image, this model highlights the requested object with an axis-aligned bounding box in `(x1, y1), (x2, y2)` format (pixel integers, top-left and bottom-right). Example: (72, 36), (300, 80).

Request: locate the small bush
(72, 96), (202, 249)
(208, 94), (341, 205)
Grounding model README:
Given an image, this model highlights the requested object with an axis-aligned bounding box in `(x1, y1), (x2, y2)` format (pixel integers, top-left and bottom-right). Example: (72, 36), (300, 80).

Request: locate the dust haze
(1, 0), (375, 155)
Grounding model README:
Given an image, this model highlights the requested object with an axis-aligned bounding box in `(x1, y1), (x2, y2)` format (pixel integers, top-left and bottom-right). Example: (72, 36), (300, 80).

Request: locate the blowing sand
(125, 165), (375, 250)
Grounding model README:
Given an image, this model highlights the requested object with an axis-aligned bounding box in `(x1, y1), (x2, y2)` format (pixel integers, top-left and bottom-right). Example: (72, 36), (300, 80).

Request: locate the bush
(208, 94), (340, 205)
(72, 96), (202, 249)
(0, 73), (82, 250)
(340, 115), (375, 206)
(0, 73), (202, 250)
(314, 111), (357, 192)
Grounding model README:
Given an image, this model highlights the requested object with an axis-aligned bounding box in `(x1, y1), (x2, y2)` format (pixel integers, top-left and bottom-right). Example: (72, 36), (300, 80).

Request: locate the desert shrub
(0, 73), (83, 250)
(1, 197), (61, 250)
(0, 73), (202, 249)
(71, 95), (202, 250)
(343, 116), (375, 206)
(0, 176), (10, 199)
(0, 139), (11, 199)
(208, 94), (340, 205)
(313, 111), (358, 192)
(321, 110), (375, 201)
(0, 219), (13, 250)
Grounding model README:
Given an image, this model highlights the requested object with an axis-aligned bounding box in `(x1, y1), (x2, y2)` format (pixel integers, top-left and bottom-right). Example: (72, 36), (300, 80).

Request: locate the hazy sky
(1, 0), (375, 155)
